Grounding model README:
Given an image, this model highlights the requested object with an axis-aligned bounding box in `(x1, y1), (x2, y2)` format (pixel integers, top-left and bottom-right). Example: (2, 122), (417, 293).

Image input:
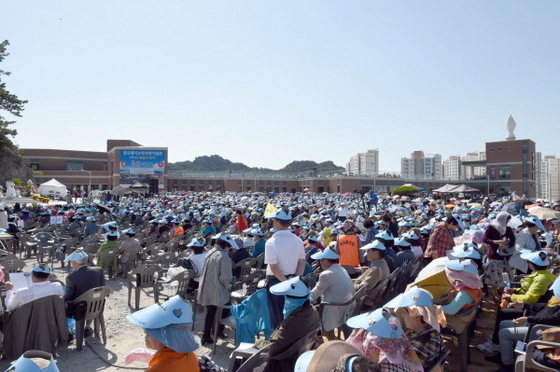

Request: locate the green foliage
(11, 178), (22, 186)
(0, 40), (31, 186)
(391, 185), (420, 196)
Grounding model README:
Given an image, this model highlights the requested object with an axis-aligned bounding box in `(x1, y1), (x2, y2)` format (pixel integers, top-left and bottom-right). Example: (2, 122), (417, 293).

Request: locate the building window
(67, 160), (84, 171)
(499, 165), (511, 179)
(30, 158), (40, 170)
(489, 148), (493, 152)
(498, 147), (502, 151)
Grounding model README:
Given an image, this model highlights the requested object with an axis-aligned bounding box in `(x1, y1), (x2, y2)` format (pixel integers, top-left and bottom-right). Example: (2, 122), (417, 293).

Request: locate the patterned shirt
(396, 250), (415, 268)
(408, 325), (446, 370)
(424, 222), (454, 259)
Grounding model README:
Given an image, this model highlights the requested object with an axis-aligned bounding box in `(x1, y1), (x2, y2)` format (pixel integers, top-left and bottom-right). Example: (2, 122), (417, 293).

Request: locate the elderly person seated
(5, 263), (63, 312)
(481, 259), (560, 372)
(440, 259), (483, 316)
(117, 228), (141, 278)
(353, 240), (390, 307)
(389, 287), (447, 371)
(255, 276), (321, 372)
(346, 308), (424, 372)
(125, 295), (200, 371)
(295, 340), (382, 372)
(310, 245), (355, 340)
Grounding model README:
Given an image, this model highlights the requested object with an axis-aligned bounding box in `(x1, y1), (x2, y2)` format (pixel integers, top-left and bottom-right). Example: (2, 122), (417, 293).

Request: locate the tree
(0, 40), (27, 155)
(0, 40), (31, 185)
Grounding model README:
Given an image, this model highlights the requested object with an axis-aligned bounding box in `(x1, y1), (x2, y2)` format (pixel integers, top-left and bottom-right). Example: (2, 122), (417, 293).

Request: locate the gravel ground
(0, 257), (235, 371)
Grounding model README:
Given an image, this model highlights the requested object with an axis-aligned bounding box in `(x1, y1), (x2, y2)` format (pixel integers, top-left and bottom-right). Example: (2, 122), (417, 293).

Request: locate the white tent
(38, 178), (68, 197)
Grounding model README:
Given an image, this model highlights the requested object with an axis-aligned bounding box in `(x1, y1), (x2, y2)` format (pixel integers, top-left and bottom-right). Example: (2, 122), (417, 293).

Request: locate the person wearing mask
(254, 276), (321, 372)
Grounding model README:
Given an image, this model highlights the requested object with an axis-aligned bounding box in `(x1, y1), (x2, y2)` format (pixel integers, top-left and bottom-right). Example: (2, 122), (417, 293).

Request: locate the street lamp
(487, 174), (490, 196)
(82, 169), (92, 201)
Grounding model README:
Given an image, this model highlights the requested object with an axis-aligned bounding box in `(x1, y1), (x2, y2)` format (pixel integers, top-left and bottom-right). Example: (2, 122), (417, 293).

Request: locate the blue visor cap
(311, 247), (339, 260)
(360, 240), (386, 251)
(520, 250), (550, 266)
(445, 258), (478, 275)
(384, 287), (433, 308)
(126, 295), (193, 329)
(346, 308), (404, 339)
(270, 276), (310, 298)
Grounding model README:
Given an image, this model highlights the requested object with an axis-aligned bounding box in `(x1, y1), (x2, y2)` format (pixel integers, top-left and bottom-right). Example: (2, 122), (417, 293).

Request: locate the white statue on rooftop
(506, 115), (516, 141)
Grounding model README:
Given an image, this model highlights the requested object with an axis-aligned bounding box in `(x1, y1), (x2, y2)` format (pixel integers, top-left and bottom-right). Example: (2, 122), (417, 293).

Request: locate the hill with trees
(168, 155), (345, 174)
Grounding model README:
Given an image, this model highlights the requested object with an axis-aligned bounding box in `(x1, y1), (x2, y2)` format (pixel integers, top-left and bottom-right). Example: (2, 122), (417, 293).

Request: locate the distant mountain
(168, 155), (344, 173)
(280, 160), (344, 173)
(169, 155), (252, 172)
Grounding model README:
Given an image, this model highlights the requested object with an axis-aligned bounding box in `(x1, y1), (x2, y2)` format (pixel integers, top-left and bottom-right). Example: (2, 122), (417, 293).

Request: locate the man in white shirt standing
(5, 263), (64, 312)
(265, 207), (306, 329)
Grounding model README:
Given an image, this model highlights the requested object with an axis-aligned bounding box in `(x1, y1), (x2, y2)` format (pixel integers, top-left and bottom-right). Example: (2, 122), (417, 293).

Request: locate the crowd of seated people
(2, 192), (560, 372)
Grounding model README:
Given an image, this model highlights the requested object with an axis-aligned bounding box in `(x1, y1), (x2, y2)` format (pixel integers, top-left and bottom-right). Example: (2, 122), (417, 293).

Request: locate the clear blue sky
(2, 1), (559, 172)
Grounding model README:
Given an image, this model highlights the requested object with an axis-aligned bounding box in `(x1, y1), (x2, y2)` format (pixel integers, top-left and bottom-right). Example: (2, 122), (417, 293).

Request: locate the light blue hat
(385, 287), (434, 308)
(126, 296), (198, 353)
(311, 246), (339, 260)
(520, 250), (550, 266)
(122, 228), (136, 235)
(211, 233), (239, 249)
(347, 308), (404, 339)
(524, 216), (546, 231)
(64, 248), (89, 262)
(550, 276), (560, 298)
(375, 230), (394, 241)
(394, 237), (411, 247)
(404, 231), (419, 240)
(451, 213), (465, 230)
(265, 208), (292, 220)
(270, 276), (310, 298)
(445, 258), (478, 275)
(187, 237), (206, 247)
(307, 235), (319, 243)
(9, 350), (60, 372)
(451, 242), (482, 259)
(103, 221), (118, 230)
(360, 240), (386, 251)
(32, 263), (52, 274)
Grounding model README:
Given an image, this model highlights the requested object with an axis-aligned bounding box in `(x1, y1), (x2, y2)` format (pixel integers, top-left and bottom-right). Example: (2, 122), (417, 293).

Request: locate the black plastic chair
(234, 342), (274, 372)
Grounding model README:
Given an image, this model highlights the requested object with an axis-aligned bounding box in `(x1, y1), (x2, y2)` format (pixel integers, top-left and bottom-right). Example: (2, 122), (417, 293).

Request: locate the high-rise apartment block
(346, 149), (379, 176)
